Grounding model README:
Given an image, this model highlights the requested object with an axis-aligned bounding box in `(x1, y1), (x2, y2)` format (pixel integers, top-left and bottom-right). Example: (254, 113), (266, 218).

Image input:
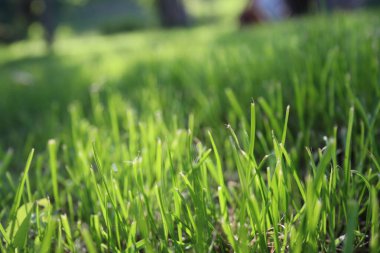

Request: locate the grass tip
(48, 139), (56, 145)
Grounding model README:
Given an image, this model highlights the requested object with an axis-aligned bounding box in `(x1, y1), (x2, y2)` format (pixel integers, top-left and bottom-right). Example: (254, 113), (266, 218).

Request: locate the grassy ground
(0, 9), (379, 252)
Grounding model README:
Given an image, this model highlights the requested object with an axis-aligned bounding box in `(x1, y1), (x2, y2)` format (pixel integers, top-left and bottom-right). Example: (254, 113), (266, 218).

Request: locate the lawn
(0, 8), (379, 252)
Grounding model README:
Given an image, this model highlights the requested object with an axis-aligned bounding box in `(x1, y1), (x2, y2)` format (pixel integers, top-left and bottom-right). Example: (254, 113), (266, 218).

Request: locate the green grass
(0, 9), (380, 252)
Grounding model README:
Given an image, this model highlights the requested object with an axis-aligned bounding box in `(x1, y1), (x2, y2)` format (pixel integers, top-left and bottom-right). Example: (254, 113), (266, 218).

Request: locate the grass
(0, 8), (380, 252)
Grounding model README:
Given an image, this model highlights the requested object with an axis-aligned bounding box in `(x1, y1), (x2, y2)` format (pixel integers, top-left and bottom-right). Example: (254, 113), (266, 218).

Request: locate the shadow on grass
(0, 54), (92, 151)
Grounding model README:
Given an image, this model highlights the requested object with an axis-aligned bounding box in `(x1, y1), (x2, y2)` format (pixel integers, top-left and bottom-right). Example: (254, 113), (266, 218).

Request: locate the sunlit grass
(0, 9), (379, 252)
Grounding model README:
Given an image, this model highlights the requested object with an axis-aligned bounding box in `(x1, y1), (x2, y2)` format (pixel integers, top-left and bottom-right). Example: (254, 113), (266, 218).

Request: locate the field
(0, 8), (379, 252)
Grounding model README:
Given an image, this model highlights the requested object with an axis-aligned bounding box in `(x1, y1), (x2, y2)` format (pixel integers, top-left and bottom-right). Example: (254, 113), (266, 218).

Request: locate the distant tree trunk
(156, 0), (188, 27)
(41, 0), (57, 51)
(285, 0), (310, 15)
(239, 1), (265, 26)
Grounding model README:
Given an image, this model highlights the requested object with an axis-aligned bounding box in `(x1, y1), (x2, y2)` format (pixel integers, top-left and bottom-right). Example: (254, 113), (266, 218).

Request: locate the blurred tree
(286, 0), (310, 14)
(41, 0), (58, 50)
(368, 0), (380, 4)
(0, 0), (34, 43)
(0, 0), (58, 49)
(156, 0), (188, 27)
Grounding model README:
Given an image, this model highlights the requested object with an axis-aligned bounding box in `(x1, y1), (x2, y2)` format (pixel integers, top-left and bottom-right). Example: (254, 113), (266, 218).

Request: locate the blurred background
(1, 0), (379, 49)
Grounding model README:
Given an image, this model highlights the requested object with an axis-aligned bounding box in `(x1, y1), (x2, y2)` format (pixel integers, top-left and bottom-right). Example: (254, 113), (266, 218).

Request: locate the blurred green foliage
(0, 9), (379, 160)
